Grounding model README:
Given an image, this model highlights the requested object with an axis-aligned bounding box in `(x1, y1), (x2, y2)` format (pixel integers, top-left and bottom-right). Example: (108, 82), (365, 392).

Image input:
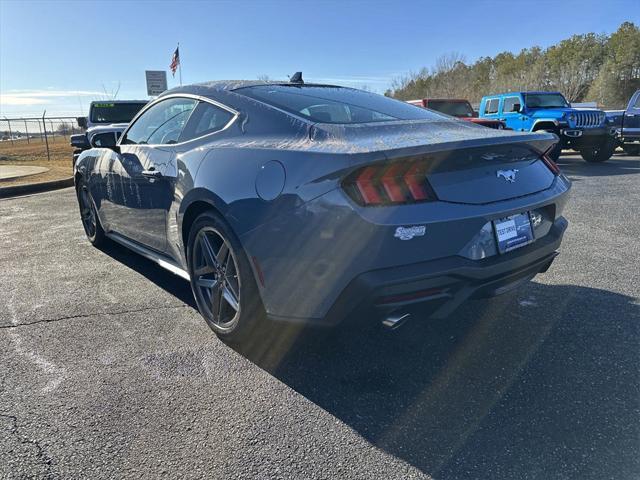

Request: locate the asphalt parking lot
(1, 153), (639, 479)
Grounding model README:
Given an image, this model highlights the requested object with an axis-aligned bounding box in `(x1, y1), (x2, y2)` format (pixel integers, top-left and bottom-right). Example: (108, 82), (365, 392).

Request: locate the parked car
(74, 77), (570, 343)
(606, 90), (640, 156)
(71, 100), (147, 164)
(408, 98), (506, 129)
(480, 91), (616, 162)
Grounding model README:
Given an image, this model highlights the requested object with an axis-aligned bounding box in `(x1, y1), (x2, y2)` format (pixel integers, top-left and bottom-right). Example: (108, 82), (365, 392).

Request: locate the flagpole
(178, 42), (182, 86)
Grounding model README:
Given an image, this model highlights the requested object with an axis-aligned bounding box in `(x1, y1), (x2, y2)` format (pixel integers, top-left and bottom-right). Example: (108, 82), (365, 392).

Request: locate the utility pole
(179, 42), (183, 86)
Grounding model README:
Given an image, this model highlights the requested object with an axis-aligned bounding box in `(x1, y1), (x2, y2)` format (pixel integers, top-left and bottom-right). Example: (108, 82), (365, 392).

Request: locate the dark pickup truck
(606, 90), (640, 156)
(408, 98), (506, 129)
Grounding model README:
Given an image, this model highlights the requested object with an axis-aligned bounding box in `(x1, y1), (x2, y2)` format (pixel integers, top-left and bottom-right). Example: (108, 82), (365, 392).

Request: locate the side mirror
(77, 116), (87, 129)
(70, 133), (90, 150)
(512, 103), (522, 113)
(91, 132), (120, 153)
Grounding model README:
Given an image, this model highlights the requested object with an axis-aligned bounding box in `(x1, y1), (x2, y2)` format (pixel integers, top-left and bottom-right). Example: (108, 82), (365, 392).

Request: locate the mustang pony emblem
(496, 169), (519, 183)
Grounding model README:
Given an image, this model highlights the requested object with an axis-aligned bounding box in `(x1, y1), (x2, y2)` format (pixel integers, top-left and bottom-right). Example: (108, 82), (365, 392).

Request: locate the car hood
(87, 123), (129, 135)
(530, 108), (603, 119)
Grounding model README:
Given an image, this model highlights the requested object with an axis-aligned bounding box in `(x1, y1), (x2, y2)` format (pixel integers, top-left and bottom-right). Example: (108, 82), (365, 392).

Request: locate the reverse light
(344, 161), (438, 206)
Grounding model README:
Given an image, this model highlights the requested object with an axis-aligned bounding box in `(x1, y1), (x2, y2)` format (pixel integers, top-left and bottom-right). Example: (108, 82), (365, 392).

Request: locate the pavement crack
(1, 412), (55, 478)
(0, 304), (192, 330)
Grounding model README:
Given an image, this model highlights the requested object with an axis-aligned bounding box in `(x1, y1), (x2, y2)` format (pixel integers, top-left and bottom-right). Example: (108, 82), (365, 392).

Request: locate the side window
(179, 101), (234, 142)
(122, 97), (197, 145)
(503, 97), (521, 113)
(485, 98), (499, 115)
(634, 95), (640, 109)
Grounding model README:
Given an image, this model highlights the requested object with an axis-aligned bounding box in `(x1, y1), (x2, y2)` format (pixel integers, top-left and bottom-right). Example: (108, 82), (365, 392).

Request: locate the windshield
(235, 85), (443, 124)
(524, 93), (569, 109)
(90, 102), (147, 124)
(427, 100), (474, 117)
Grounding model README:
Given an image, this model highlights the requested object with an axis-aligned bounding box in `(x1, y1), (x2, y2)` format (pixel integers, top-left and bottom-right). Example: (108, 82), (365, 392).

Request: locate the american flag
(170, 46), (180, 76)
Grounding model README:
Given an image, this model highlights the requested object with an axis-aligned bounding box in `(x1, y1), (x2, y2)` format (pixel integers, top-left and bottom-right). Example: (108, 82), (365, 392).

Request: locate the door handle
(141, 168), (162, 178)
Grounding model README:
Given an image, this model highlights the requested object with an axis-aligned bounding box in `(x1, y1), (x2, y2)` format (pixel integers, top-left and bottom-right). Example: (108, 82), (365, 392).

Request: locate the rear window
(235, 85), (443, 124)
(485, 98), (500, 115)
(427, 100), (474, 117)
(90, 102), (147, 124)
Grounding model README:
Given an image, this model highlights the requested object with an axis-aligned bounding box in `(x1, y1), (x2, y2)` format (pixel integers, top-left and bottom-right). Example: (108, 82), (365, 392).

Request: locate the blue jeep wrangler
(480, 91), (616, 162)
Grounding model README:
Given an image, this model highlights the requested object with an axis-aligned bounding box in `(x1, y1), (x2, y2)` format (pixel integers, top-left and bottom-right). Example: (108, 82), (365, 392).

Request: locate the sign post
(145, 70), (168, 97)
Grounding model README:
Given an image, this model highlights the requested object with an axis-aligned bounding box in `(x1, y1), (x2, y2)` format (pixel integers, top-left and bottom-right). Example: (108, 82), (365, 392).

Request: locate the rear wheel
(622, 144), (640, 156)
(580, 137), (616, 163)
(76, 179), (106, 246)
(187, 211), (266, 342)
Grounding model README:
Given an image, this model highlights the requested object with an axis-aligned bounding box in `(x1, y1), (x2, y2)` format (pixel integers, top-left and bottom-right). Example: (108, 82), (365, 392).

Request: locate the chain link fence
(0, 115), (82, 162)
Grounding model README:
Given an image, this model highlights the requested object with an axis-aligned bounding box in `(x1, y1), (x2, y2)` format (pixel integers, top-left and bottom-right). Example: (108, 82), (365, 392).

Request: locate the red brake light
(345, 161), (437, 206)
(403, 163), (429, 200)
(541, 146), (561, 175)
(354, 166), (383, 204)
(380, 163), (405, 202)
(542, 154), (561, 175)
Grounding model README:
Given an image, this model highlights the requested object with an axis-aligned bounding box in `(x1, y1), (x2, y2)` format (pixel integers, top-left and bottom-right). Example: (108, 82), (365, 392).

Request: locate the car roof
(424, 98), (471, 103)
(483, 91), (562, 98)
(164, 80), (343, 95)
(90, 100), (147, 104)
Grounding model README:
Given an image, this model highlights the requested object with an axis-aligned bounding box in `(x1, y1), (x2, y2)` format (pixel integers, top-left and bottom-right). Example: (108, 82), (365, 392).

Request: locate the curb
(0, 177), (74, 199)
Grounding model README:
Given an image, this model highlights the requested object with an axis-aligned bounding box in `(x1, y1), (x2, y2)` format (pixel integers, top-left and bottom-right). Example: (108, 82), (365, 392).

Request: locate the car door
(501, 95), (525, 131)
(106, 96), (198, 252)
(483, 97), (501, 122)
(624, 91), (640, 138)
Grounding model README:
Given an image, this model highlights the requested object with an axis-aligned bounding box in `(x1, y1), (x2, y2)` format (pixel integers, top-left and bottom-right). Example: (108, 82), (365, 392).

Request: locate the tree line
(387, 22), (640, 109)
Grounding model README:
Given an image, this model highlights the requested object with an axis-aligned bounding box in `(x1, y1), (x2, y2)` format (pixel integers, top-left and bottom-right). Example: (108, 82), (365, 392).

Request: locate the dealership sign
(145, 70), (168, 96)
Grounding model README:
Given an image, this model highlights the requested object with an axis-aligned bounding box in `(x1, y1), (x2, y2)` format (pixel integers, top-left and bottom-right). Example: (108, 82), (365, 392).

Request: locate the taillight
(541, 146), (561, 175)
(343, 161), (437, 206)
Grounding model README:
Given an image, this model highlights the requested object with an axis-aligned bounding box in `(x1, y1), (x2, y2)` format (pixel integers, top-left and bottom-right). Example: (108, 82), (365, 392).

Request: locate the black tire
(186, 210), (266, 343)
(76, 178), (106, 246)
(580, 137), (616, 163)
(622, 144), (640, 156)
(538, 130), (562, 161)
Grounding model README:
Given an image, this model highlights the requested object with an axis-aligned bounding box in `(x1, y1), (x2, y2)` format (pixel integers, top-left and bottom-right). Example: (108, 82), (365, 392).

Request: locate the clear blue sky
(1, 0), (637, 116)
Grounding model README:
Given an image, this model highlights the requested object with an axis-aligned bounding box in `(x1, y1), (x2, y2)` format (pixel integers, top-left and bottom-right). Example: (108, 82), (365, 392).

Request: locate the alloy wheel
(192, 227), (241, 329)
(79, 185), (97, 238)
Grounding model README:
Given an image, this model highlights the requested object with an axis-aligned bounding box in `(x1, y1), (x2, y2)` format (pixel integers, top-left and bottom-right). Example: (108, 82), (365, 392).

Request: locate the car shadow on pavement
(97, 241), (197, 308)
(557, 154), (640, 178)
(235, 282), (640, 479)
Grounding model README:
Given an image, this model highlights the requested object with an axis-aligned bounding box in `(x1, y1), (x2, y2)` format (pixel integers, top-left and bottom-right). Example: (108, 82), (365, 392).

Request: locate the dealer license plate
(493, 213), (534, 254)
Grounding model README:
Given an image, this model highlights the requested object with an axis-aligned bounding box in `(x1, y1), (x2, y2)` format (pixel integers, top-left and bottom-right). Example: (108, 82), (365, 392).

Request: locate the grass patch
(0, 137), (74, 187)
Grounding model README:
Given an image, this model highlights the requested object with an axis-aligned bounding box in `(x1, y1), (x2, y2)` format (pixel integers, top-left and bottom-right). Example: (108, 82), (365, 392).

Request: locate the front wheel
(76, 179), (106, 246)
(187, 211), (266, 343)
(579, 137), (616, 163)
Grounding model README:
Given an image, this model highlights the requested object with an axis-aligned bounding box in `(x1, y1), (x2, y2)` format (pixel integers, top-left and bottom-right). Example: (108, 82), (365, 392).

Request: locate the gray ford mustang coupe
(74, 76), (571, 341)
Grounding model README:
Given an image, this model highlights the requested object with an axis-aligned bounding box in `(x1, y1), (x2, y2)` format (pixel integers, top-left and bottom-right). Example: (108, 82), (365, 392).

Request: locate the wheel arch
(532, 120), (559, 132)
(179, 189), (229, 258)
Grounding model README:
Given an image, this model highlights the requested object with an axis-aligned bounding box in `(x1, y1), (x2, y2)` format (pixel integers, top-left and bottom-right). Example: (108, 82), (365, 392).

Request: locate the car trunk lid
(325, 121), (558, 205)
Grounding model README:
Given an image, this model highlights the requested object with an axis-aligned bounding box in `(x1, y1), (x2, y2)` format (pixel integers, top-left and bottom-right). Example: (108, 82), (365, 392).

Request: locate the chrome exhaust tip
(382, 312), (411, 330)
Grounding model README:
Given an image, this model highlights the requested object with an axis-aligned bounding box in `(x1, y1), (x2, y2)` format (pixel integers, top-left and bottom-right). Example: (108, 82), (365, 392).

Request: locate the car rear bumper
(268, 216), (568, 326)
